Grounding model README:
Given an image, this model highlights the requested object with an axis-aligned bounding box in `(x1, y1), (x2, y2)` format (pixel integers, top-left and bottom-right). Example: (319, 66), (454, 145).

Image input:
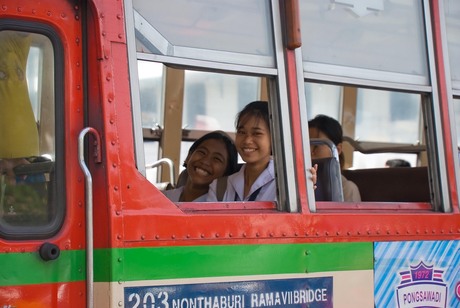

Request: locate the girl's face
(186, 138), (229, 186)
(235, 115), (271, 165)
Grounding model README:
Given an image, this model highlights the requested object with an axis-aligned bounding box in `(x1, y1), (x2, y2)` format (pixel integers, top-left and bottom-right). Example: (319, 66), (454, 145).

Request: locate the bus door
(0, 0), (88, 307)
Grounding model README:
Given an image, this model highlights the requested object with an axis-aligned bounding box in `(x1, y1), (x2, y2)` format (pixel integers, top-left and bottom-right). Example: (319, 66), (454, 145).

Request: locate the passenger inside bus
(385, 159), (411, 168)
(163, 131), (238, 202)
(207, 101), (275, 201)
(308, 115), (361, 202)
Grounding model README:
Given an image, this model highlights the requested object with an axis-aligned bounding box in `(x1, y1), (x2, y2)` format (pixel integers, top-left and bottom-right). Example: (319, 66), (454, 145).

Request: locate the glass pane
(138, 61), (164, 128)
(0, 31), (55, 227)
(305, 82), (342, 120)
(355, 89), (421, 143)
(183, 71), (259, 131)
(299, 0), (428, 82)
(133, 0), (274, 67)
(445, 0), (460, 90)
(454, 98), (460, 148)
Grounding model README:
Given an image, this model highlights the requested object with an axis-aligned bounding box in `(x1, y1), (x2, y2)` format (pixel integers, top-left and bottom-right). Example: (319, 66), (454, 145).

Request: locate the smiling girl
(163, 131), (238, 202)
(207, 101), (277, 201)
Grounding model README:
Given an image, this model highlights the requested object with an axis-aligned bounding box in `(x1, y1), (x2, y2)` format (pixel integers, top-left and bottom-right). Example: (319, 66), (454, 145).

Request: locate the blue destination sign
(124, 277), (333, 308)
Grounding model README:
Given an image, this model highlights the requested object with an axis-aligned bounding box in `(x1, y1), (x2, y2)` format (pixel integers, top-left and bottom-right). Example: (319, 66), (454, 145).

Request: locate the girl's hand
(311, 163), (318, 190)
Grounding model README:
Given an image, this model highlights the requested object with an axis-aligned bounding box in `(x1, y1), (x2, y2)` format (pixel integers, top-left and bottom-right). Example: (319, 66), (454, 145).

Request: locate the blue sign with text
(125, 277), (333, 308)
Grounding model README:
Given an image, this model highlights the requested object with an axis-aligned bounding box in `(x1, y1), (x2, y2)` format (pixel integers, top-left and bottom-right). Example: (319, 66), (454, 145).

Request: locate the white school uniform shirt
(162, 186), (208, 202)
(207, 159), (276, 202)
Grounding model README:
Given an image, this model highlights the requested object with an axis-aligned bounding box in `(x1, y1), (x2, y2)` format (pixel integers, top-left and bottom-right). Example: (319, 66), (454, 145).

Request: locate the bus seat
(313, 157), (344, 201)
(342, 167), (430, 202)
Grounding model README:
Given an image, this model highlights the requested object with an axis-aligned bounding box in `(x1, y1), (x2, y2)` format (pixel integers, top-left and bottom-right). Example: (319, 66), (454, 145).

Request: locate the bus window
(0, 29), (63, 238)
(140, 65), (260, 186)
(445, 0), (460, 92)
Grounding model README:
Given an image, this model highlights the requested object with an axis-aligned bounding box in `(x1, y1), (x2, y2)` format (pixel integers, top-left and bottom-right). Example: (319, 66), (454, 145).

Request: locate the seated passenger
(207, 101), (317, 202)
(163, 131), (238, 202)
(385, 159), (411, 168)
(308, 114), (361, 202)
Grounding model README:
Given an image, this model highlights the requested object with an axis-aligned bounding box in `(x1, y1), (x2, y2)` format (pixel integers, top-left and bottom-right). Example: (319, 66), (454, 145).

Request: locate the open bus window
(305, 82), (431, 204)
(0, 29), (61, 237)
(140, 63), (258, 188)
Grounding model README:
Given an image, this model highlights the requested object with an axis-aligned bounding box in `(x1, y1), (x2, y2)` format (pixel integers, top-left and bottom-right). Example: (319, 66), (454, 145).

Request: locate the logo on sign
(395, 261), (447, 308)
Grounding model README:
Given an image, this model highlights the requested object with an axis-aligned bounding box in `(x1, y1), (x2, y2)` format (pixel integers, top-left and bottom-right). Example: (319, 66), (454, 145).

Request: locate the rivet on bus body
(294, 232), (298, 236)
(256, 232), (260, 237)
(186, 234), (190, 238)
(228, 233), (233, 237)
(416, 230), (420, 234)
(102, 32), (106, 37)
(32, 9), (36, 14)
(269, 232), (273, 237)
(118, 34), (123, 39)
(117, 14), (122, 19)
(114, 186), (119, 191)
(112, 163), (117, 168)
(315, 231), (320, 236)
(104, 54), (109, 60)
(110, 119), (115, 124)
(367, 231), (371, 235)
(78, 268), (82, 273)
(79, 291), (83, 296)
(396, 230), (400, 235)
(282, 232), (286, 237)
(117, 234), (122, 240)
(76, 62), (80, 67)
(78, 201), (82, 207)
(200, 234), (205, 238)
(118, 257), (122, 262)
(116, 210), (121, 216)
(111, 140), (116, 145)
(305, 250), (310, 256)
(74, 5), (79, 10)
(108, 96), (113, 102)
(141, 235), (145, 240)
(61, 13), (66, 18)
(76, 84), (81, 90)
(336, 231), (340, 236)
(118, 301), (123, 307)
(386, 230), (390, 235)
(17, 7), (22, 12)
(425, 229), (429, 234)
(100, 13), (105, 18)
(242, 232), (247, 237)
(172, 235), (176, 239)
(215, 233), (219, 238)
(106, 75), (111, 82)
(325, 231), (329, 236)
(347, 231), (351, 236)
(127, 185), (131, 189)
(155, 235), (160, 239)
(432, 229), (436, 234)
(47, 11), (51, 16)
(75, 15), (79, 20)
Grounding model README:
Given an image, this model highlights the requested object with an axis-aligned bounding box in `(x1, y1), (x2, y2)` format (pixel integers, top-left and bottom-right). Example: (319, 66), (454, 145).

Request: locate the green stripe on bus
(94, 242), (372, 282)
(0, 249), (85, 286)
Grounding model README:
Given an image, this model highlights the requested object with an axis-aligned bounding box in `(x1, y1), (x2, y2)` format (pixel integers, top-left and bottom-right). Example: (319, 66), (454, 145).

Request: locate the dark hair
(183, 130), (238, 176)
(308, 114), (343, 146)
(386, 159), (411, 168)
(235, 101), (270, 131)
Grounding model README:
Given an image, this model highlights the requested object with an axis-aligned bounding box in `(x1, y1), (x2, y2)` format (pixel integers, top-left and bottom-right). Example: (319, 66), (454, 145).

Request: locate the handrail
(146, 157), (176, 188)
(78, 127), (101, 308)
